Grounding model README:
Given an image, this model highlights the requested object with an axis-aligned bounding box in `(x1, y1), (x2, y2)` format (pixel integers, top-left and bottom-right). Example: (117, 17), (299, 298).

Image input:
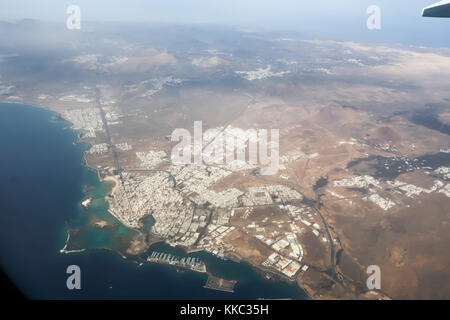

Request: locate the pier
(203, 274), (236, 293)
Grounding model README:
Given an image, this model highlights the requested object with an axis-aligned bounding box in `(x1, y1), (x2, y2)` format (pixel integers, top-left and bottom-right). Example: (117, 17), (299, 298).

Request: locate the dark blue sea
(0, 102), (306, 300)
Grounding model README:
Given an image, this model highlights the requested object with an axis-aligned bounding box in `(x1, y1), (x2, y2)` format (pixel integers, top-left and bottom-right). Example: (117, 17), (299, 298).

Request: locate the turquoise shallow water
(0, 102), (306, 299)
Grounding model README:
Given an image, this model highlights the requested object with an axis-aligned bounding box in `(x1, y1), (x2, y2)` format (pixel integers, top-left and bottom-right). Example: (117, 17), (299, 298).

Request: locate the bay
(0, 102), (306, 300)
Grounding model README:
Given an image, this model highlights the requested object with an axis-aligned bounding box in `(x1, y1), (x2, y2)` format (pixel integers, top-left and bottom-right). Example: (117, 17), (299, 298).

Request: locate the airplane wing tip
(422, 1), (450, 18)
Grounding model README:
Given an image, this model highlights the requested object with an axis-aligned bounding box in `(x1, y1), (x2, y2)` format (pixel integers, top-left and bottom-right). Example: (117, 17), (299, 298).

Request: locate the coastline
(0, 100), (309, 300)
(101, 175), (120, 195)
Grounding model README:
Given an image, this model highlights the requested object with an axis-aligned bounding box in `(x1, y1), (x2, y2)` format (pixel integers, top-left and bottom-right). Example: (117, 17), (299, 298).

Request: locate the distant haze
(0, 0), (449, 46)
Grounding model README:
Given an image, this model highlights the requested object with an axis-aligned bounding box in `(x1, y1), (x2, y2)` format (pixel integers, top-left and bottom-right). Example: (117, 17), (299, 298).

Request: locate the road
(94, 87), (121, 171)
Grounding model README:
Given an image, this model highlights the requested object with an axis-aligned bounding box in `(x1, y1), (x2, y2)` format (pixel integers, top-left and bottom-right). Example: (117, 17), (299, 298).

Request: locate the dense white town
(62, 106), (450, 281)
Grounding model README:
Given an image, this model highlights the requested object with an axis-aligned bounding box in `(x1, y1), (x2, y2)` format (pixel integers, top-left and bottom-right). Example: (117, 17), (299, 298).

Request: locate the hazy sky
(0, 0), (449, 46)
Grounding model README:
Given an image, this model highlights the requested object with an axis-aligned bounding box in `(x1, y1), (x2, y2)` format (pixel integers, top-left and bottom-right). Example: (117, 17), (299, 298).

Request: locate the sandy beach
(102, 175), (120, 195)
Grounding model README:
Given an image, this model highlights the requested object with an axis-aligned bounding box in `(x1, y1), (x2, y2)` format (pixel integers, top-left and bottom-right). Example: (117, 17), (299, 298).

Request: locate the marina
(147, 251), (207, 273)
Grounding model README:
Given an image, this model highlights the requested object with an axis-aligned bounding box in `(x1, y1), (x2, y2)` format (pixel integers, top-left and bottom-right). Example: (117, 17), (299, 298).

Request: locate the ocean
(0, 102), (306, 300)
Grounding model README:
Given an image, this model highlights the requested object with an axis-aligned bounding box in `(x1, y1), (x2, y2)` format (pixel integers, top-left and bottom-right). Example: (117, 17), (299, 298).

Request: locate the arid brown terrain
(1, 20), (449, 299)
